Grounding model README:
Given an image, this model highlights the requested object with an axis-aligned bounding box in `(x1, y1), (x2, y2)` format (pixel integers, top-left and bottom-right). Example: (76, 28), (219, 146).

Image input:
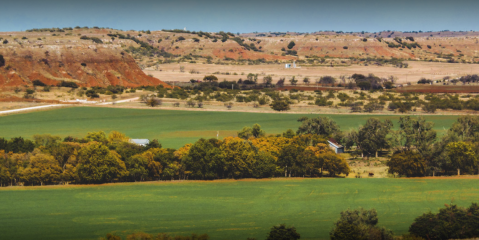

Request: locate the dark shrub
(32, 80), (46, 86)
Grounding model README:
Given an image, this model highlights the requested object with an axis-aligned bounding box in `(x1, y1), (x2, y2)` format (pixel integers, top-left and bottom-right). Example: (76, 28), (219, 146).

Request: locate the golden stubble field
(145, 61), (479, 85)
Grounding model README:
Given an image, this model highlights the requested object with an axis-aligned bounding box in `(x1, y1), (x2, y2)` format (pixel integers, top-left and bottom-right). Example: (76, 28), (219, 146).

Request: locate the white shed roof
(130, 139), (150, 145)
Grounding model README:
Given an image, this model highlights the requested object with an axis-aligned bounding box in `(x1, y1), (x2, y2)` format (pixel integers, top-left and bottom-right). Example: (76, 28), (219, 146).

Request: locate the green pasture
(0, 178), (478, 240)
(0, 107), (458, 148)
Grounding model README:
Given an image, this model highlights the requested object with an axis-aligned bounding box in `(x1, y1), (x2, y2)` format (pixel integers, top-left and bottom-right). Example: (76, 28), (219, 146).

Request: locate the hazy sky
(1, 0), (478, 33)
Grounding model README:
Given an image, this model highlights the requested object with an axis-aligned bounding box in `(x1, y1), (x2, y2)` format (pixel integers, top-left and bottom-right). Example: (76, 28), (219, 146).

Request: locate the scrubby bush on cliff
(32, 80), (46, 86)
(0, 54), (4, 67)
(287, 41), (295, 49)
(57, 81), (79, 89)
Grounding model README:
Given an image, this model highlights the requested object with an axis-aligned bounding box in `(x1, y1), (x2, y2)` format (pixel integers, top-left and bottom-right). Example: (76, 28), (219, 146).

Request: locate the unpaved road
(0, 97), (140, 115)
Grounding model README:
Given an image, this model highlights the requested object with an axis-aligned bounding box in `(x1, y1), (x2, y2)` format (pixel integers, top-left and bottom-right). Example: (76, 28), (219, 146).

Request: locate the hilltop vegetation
(1, 27), (479, 88)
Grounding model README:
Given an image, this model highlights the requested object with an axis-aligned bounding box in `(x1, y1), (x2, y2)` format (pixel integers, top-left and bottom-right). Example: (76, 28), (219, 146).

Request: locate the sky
(1, 0), (478, 33)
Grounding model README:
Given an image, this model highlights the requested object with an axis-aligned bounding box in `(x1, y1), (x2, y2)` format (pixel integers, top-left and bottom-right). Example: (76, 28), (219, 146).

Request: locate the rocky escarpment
(0, 43), (170, 88)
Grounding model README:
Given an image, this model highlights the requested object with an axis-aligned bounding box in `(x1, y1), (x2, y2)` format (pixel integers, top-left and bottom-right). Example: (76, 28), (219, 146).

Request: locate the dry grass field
(144, 61), (479, 85)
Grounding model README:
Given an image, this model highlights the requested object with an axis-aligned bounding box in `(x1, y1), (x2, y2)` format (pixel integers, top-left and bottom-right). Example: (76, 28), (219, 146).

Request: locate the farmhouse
(130, 139), (150, 146)
(328, 138), (344, 154)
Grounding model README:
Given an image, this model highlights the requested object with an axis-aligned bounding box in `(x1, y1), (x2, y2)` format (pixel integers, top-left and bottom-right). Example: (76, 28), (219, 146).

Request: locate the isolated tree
(203, 75), (218, 82)
(146, 97), (162, 107)
(287, 41), (296, 50)
(270, 99), (290, 111)
(263, 75), (273, 86)
(247, 73), (258, 83)
(289, 76), (298, 86)
(302, 77), (310, 85)
(266, 224), (300, 240)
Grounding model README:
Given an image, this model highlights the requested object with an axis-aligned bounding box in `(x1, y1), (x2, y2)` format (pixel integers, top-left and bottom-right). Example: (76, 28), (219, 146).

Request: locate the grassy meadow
(0, 107), (458, 148)
(1, 178), (478, 240)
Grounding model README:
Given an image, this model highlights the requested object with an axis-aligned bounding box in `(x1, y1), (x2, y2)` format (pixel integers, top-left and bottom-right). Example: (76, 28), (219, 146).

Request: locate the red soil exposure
(212, 48), (295, 61)
(396, 85), (479, 93)
(0, 46), (171, 88)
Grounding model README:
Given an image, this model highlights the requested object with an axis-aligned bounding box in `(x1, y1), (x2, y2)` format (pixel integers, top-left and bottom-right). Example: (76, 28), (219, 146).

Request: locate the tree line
(1, 115), (477, 186)
(342, 115), (479, 177)
(0, 123), (350, 186)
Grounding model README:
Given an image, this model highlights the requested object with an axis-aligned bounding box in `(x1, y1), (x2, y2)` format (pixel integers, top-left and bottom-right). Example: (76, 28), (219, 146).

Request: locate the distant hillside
(1, 27), (479, 87)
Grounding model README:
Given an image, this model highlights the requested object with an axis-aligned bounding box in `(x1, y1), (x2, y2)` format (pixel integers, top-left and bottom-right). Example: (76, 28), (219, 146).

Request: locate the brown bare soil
(145, 61), (479, 85)
(396, 84), (479, 93)
(0, 96), (63, 103)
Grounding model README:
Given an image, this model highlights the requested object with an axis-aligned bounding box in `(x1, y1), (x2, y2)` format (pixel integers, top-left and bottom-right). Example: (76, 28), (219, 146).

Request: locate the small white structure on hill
(285, 60), (300, 69)
(130, 139), (150, 146)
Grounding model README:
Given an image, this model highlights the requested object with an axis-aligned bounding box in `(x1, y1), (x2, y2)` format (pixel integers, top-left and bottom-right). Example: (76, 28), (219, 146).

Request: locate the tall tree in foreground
(330, 208), (394, 240)
(266, 224), (300, 240)
(409, 203), (479, 240)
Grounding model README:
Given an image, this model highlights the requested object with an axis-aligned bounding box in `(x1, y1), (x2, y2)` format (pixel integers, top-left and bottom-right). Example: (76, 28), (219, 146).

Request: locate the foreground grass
(0, 178), (477, 240)
(0, 107), (458, 148)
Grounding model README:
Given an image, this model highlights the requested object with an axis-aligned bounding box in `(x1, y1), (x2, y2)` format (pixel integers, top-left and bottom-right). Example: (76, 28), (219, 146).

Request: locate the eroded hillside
(0, 31), (170, 88)
(1, 27), (479, 88)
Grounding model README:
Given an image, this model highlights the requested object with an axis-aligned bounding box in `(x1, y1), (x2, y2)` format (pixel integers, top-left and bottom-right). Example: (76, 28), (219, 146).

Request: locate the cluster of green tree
(352, 74), (388, 90)
(384, 37), (422, 49)
(383, 115), (479, 177)
(231, 37), (260, 52)
(417, 78), (433, 84)
(79, 35), (103, 44)
(458, 74), (479, 84)
(107, 33), (176, 59)
(160, 29), (220, 40)
(409, 203), (479, 239)
(57, 81), (79, 88)
(0, 120), (351, 186)
(26, 28), (71, 32)
(424, 94), (479, 111)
